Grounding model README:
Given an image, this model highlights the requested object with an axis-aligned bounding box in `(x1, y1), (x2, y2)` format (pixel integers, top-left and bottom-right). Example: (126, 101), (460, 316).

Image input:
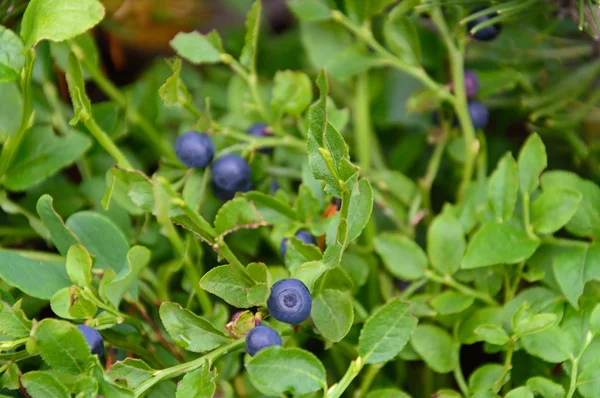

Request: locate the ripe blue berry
(463, 70), (480, 99)
(174, 131), (215, 168)
(247, 123), (273, 154)
(267, 278), (312, 324)
(467, 10), (501, 41)
(280, 229), (317, 257)
(245, 325), (282, 356)
(468, 101), (489, 129)
(77, 325), (104, 356)
(211, 154), (252, 200)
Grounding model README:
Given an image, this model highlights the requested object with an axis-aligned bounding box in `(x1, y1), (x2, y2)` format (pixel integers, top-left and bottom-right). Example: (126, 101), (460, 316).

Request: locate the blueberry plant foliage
(0, 0), (600, 397)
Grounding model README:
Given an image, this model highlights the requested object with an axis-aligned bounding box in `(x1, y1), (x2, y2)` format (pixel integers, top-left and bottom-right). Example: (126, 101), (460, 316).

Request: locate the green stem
(357, 364), (381, 398)
(542, 236), (589, 249)
(326, 356), (365, 398)
(0, 226), (37, 238)
(522, 192), (536, 238)
(134, 338), (246, 397)
(82, 113), (133, 169)
(493, 337), (516, 393)
(355, 72), (372, 173)
(420, 133), (448, 222)
(399, 278), (427, 300)
(183, 261), (213, 316)
(454, 356), (470, 398)
(425, 270), (498, 306)
(566, 357), (580, 398)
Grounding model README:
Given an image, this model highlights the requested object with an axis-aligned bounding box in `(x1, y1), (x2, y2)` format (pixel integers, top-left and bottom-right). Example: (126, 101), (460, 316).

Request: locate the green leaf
(214, 198), (266, 237)
(518, 133), (547, 194)
(51, 33), (99, 80)
(66, 211), (130, 273)
(4, 125), (91, 191)
(311, 289), (353, 342)
(20, 0), (105, 47)
(462, 221), (539, 269)
(0, 362), (21, 390)
(106, 359), (153, 389)
(531, 188), (582, 234)
(200, 265), (255, 308)
(104, 167), (154, 214)
(64, 285), (97, 319)
(159, 58), (191, 108)
(66, 52), (91, 125)
(552, 245), (600, 309)
(505, 387), (534, 398)
(291, 261), (328, 291)
(21, 371), (70, 398)
(285, 238), (322, 272)
(176, 362), (216, 398)
(0, 251), (70, 300)
(159, 302), (231, 353)
(240, 0), (261, 71)
(541, 171), (600, 238)
(0, 81), (23, 139)
(326, 45), (385, 81)
(0, 301), (32, 338)
(307, 70), (359, 197)
(246, 262), (270, 306)
(384, 16), (420, 65)
(246, 347), (326, 396)
(345, 0), (397, 22)
(374, 233), (427, 280)
(347, 178), (374, 244)
(578, 358), (600, 398)
(288, 0), (331, 21)
(474, 324), (510, 345)
(427, 209), (465, 275)
(366, 389), (411, 398)
(37, 194), (80, 256)
(410, 324), (458, 374)
(469, 364), (505, 393)
(271, 70), (313, 118)
(359, 298), (418, 364)
(526, 377), (565, 398)
(245, 191), (298, 223)
(371, 169), (418, 206)
(101, 246), (150, 307)
(430, 291), (474, 315)
(170, 32), (221, 65)
(590, 303), (600, 335)
(520, 325), (574, 363)
(34, 319), (94, 374)
(514, 313), (556, 337)
(488, 152), (518, 222)
(314, 266), (353, 293)
(0, 27), (25, 82)
(66, 244), (92, 288)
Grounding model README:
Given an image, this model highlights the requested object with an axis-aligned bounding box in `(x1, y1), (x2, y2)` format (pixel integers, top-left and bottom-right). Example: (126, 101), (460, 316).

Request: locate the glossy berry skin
(211, 154), (252, 199)
(468, 101), (489, 129)
(280, 229), (317, 257)
(467, 10), (501, 41)
(463, 70), (480, 99)
(245, 325), (282, 356)
(267, 278), (312, 324)
(174, 131), (215, 168)
(247, 123), (273, 154)
(77, 325), (104, 357)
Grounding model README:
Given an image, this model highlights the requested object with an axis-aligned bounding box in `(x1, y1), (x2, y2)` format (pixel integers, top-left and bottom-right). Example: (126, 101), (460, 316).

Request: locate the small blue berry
(247, 123), (273, 154)
(245, 325), (282, 356)
(463, 70), (480, 99)
(77, 325), (104, 357)
(211, 154), (252, 200)
(174, 131), (215, 168)
(280, 229), (317, 258)
(468, 101), (489, 129)
(267, 278), (312, 324)
(467, 10), (501, 42)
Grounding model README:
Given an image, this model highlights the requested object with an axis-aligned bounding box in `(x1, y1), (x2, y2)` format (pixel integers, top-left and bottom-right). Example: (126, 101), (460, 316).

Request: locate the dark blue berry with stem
(247, 123), (273, 154)
(211, 154), (252, 201)
(267, 278), (312, 324)
(468, 101), (489, 129)
(174, 131), (215, 168)
(467, 9), (501, 41)
(280, 229), (317, 257)
(245, 325), (282, 356)
(77, 325), (104, 357)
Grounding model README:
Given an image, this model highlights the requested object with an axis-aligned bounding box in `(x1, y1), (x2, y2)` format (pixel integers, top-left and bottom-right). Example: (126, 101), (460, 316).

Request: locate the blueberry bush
(1, 0), (600, 397)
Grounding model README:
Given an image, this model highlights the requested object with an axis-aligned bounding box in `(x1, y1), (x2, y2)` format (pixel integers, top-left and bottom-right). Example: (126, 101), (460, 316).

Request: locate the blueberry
(463, 70), (480, 99)
(331, 197), (342, 211)
(267, 278), (312, 324)
(245, 325), (282, 356)
(468, 101), (489, 129)
(280, 229), (317, 258)
(467, 9), (501, 41)
(77, 325), (104, 357)
(213, 180), (253, 202)
(211, 154), (252, 199)
(174, 131), (215, 168)
(247, 123), (273, 154)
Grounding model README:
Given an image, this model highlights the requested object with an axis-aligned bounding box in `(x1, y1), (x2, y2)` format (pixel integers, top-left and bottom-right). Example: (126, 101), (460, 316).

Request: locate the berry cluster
(174, 123), (273, 201)
(245, 278), (312, 356)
